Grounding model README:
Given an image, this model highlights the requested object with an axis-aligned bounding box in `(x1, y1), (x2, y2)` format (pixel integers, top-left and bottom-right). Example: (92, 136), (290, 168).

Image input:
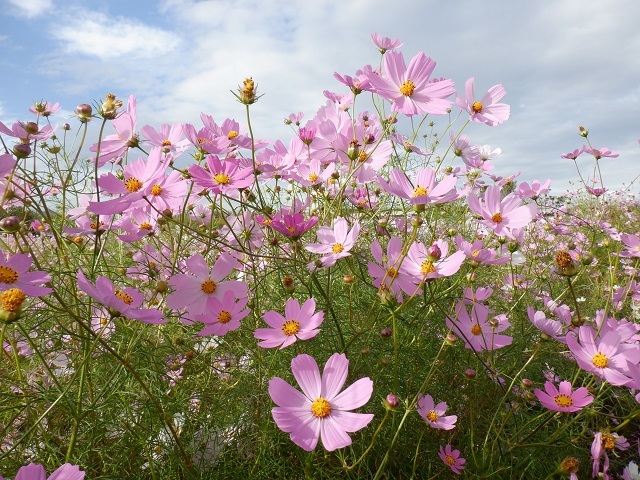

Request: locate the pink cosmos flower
(516, 179), (551, 200)
(0, 462), (85, 480)
(0, 153), (16, 178)
(583, 146), (619, 160)
(192, 291), (250, 336)
(77, 270), (165, 324)
(188, 155), (254, 195)
(368, 237), (421, 302)
(447, 301), (512, 351)
(371, 33), (404, 53)
(456, 77), (510, 126)
(561, 147), (585, 160)
(305, 217), (359, 269)
(467, 185), (538, 239)
(88, 147), (171, 215)
(0, 251), (53, 296)
(527, 307), (568, 344)
(269, 353), (374, 451)
(254, 297), (324, 349)
(29, 101), (61, 117)
(379, 167), (461, 205)
(534, 380), (593, 413)
(620, 233), (640, 258)
(366, 51), (455, 116)
(417, 394), (457, 430)
(591, 431), (629, 479)
(439, 444), (466, 474)
(166, 253), (247, 316)
(566, 325), (637, 386)
(401, 239), (465, 283)
(270, 213), (318, 240)
(455, 235), (510, 266)
(141, 122), (190, 156)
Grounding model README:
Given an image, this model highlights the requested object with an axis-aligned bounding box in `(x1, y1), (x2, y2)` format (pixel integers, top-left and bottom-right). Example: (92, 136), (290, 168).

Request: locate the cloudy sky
(1, 0), (638, 193)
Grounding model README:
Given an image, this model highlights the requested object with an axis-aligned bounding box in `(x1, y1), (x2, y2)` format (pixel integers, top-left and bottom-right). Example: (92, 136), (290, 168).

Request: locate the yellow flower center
(201, 279), (217, 294)
(0, 288), (26, 311)
(413, 186), (428, 197)
(227, 130), (239, 140)
(281, 320), (300, 336)
(400, 80), (415, 96)
(421, 261), (436, 275)
(491, 212), (503, 223)
(332, 243), (344, 254)
(311, 397), (332, 418)
(471, 249), (480, 257)
(161, 140), (172, 147)
(287, 226), (296, 234)
(444, 454), (456, 466)
(0, 265), (19, 284)
(561, 457), (579, 474)
(218, 310), (232, 324)
(125, 177), (143, 193)
(140, 222), (153, 230)
(592, 352), (608, 368)
(386, 267), (397, 278)
(358, 151), (369, 163)
(426, 410), (438, 422)
(472, 101), (483, 113)
(214, 173), (230, 185)
(115, 290), (133, 305)
(471, 324), (482, 335)
(555, 251), (572, 268)
(553, 394), (574, 408)
(602, 434), (615, 450)
(90, 221), (104, 230)
(150, 185), (162, 196)
(308, 173), (318, 182)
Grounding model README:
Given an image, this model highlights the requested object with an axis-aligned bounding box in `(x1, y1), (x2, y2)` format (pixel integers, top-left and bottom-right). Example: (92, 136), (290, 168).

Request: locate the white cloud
(51, 10), (181, 60)
(5, 0), (53, 18)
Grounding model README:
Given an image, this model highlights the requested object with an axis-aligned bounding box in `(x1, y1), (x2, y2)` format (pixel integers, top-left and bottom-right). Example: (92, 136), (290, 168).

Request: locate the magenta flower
(77, 270), (166, 324)
(584, 146), (619, 160)
(379, 167), (461, 205)
(591, 431), (629, 479)
(0, 251), (53, 296)
(456, 77), (510, 126)
(527, 307), (568, 344)
(619, 233), (640, 258)
(368, 237), (421, 302)
(371, 33), (404, 53)
(29, 101), (61, 117)
(402, 239), (465, 282)
(566, 325), (636, 386)
(534, 380), (593, 413)
(366, 51), (455, 116)
(439, 444), (466, 474)
(166, 253), (247, 316)
(0, 462), (85, 480)
(417, 394), (457, 430)
(192, 291), (250, 337)
(88, 147), (170, 215)
(188, 155), (254, 195)
(446, 301), (512, 351)
(305, 217), (359, 269)
(269, 353), (374, 451)
(516, 179), (551, 200)
(254, 297), (324, 349)
(270, 213), (318, 240)
(467, 185), (538, 239)
(141, 122), (190, 156)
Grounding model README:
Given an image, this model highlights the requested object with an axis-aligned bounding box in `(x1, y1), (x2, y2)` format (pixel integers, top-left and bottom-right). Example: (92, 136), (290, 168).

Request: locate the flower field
(0, 33), (639, 479)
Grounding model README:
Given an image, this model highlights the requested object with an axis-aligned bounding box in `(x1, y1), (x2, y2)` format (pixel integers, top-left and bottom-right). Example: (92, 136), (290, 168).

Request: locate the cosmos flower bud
(384, 394), (400, 409)
(578, 126), (588, 137)
(13, 143), (31, 159)
(465, 368), (476, 379)
(380, 327), (392, 338)
(76, 103), (93, 118)
(0, 216), (21, 232)
(347, 139), (360, 160)
(23, 122), (39, 135)
(343, 274), (354, 284)
(63, 123), (71, 130)
(427, 244), (442, 262)
(445, 333), (457, 345)
(521, 378), (534, 389)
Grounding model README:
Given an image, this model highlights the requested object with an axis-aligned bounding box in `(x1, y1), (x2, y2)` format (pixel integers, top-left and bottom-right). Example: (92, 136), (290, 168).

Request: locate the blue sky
(1, 0), (639, 192)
